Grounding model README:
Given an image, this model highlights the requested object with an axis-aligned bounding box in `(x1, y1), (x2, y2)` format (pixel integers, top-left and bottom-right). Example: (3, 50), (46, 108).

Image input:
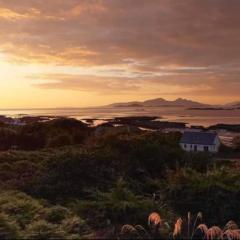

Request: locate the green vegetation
(0, 118), (91, 151)
(0, 191), (90, 239)
(0, 118), (239, 239)
(233, 136), (240, 150)
(120, 212), (240, 239)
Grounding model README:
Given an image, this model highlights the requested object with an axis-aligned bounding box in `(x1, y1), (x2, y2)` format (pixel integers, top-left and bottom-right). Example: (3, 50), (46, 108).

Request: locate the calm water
(0, 107), (240, 127)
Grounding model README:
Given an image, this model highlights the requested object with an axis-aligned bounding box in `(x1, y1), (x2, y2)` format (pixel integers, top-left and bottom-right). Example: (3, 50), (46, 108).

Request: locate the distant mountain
(225, 101), (240, 108)
(108, 98), (210, 108)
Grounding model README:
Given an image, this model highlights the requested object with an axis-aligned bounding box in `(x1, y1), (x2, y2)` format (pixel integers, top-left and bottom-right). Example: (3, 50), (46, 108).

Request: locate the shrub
(0, 214), (21, 240)
(46, 206), (70, 224)
(30, 149), (116, 200)
(62, 216), (89, 235)
(182, 152), (214, 173)
(0, 191), (90, 239)
(165, 169), (240, 225)
(0, 191), (43, 229)
(47, 134), (73, 148)
(232, 136), (240, 150)
(25, 220), (66, 239)
(0, 128), (17, 150)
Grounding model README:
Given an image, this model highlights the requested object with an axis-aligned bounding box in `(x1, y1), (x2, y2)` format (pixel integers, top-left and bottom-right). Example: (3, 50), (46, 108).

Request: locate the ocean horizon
(1, 106), (240, 128)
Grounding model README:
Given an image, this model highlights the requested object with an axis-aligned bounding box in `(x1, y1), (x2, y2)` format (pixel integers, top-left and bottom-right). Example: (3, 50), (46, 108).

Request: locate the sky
(0, 0), (240, 108)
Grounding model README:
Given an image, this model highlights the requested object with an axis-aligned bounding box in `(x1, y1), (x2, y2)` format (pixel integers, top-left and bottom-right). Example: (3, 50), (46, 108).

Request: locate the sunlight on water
(0, 107), (239, 127)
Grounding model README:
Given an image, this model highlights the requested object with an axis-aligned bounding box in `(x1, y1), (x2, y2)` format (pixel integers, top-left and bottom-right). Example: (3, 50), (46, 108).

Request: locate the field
(0, 118), (239, 239)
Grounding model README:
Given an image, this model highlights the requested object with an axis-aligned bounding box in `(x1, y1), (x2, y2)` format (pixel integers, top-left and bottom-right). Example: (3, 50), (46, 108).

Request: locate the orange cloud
(0, 0), (239, 106)
(69, 1), (106, 17)
(0, 7), (40, 20)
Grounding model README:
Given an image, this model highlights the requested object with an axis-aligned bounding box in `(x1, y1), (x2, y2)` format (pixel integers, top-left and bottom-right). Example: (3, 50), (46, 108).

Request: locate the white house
(180, 131), (221, 153)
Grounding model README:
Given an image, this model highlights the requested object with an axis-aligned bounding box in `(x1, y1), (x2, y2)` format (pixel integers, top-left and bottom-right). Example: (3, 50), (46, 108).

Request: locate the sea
(0, 106), (239, 127)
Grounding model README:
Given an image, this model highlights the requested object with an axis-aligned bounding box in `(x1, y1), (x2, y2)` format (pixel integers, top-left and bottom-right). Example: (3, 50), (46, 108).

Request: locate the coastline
(0, 113), (239, 147)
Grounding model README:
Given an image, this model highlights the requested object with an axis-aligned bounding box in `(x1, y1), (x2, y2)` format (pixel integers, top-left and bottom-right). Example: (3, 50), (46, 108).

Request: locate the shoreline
(0, 114), (239, 147)
(0, 114), (240, 130)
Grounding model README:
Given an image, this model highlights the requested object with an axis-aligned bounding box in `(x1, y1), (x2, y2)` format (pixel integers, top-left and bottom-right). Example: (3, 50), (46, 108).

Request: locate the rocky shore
(0, 114), (240, 133)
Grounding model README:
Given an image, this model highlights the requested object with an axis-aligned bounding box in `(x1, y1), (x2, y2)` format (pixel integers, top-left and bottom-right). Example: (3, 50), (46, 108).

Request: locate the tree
(0, 128), (17, 150)
(232, 136), (240, 150)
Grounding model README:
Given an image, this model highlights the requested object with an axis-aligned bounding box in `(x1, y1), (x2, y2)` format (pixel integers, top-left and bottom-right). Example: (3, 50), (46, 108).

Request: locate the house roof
(180, 131), (218, 145)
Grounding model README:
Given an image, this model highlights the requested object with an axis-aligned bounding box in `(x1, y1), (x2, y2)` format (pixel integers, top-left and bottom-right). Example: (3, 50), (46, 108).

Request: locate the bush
(46, 206), (70, 224)
(0, 191), (43, 228)
(182, 152), (214, 173)
(0, 191), (90, 239)
(62, 216), (89, 235)
(0, 128), (17, 150)
(30, 149), (117, 200)
(25, 220), (66, 240)
(71, 179), (174, 227)
(166, 169), (240, 225)
(47, 134), (73, 148)
(0, 214), (21, 240)
(232, 136), (240, 150)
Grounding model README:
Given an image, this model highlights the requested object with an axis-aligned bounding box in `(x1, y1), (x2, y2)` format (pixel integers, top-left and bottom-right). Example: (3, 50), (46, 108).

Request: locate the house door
(194, 145), (198, 152)
(204, 146), (209, 152)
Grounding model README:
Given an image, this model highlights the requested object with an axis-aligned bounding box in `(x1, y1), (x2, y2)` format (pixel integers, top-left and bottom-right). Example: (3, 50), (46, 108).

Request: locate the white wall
(180, 141), (219, 153)
(214, 136), (221, 151)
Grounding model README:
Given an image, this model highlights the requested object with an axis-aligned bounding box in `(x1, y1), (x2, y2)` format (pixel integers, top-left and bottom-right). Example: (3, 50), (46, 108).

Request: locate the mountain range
(108, 98), (210, 108)
(107, 98), (240, 109)
(226, 101), (240, 107)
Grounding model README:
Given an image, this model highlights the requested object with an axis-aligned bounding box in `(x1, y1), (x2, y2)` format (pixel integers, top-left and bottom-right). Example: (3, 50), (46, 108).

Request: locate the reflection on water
(0, 107), (239, 127)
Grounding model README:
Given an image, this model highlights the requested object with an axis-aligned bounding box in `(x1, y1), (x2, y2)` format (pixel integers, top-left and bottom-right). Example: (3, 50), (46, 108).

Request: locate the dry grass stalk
(196, 224), (208, 237)
(197, 212), (203, 220)
(207, 226), (223, 240)
(120, 213), (240, 240)
(148, 212), (161, 226)
(223, 229), (240, 240)
(120, 224), (137, 236)
(135, 225), (151, 239)
(188, 212), (191, 239)
(191, 212), (203, 237)
(173, 218), (183, 239)
(224, 221), (239, 231)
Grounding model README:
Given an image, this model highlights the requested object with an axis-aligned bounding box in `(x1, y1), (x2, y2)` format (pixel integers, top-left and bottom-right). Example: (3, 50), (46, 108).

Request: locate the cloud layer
(0, 0), (240, 104)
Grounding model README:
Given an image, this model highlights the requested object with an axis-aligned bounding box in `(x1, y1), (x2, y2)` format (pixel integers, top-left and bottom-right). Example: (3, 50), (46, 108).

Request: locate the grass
(120, 212), (240, 239)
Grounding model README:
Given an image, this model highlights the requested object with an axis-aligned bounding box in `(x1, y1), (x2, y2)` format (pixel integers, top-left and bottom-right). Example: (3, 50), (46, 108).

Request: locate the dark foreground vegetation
(0, 118), (239, 239)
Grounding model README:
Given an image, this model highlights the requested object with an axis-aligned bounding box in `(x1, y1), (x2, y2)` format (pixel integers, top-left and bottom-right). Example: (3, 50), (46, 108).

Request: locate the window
(204, 146), (209, 152)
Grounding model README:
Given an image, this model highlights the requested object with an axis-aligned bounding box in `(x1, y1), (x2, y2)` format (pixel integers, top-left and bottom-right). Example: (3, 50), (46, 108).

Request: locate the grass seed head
(173, 218), (183, 239)
(207, 226), (223, 240)
(148, 212), (161, 227)
(224, 221), (239, 231)
(197, 224), (208, 237)
(197, 212), (203, 221)
(120, 224), (137, 235)
(223, 229), (240, 240)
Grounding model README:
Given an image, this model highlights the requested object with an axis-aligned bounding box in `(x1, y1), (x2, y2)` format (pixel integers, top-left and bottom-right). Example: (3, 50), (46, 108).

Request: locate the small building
(180, 131), (221, 153)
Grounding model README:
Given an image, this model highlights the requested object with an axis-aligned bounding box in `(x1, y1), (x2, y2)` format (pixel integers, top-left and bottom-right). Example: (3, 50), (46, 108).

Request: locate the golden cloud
(0, 0), (239, 101)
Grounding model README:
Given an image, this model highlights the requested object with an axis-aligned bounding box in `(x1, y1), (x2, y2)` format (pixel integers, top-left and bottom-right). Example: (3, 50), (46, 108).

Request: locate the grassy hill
(0, 118), (239, 238)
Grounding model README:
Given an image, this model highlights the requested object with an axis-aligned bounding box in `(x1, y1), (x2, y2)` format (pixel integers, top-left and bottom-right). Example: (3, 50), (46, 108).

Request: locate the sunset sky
(0, 0), (240, 108)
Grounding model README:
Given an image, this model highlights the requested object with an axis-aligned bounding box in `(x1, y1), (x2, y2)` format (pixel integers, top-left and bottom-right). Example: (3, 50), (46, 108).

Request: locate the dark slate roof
(180, 131), (218, 145)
